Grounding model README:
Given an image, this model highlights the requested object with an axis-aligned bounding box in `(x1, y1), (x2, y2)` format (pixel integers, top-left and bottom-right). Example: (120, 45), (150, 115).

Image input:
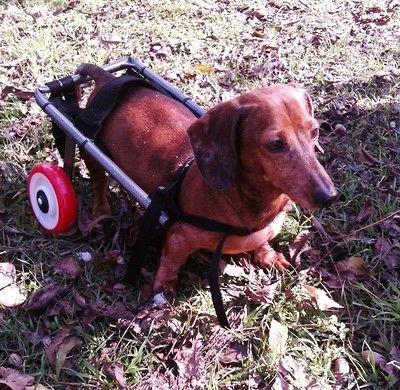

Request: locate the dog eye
(266, 139), (285, 153)
(311, 128), (319, 141)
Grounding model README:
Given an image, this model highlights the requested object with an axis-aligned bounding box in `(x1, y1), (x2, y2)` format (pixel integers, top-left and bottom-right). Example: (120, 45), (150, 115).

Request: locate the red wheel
(28, 163), (78, 234)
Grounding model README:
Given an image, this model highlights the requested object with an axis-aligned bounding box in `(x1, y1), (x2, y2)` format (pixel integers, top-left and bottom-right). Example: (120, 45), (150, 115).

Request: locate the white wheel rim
(29, 172), (59, 230)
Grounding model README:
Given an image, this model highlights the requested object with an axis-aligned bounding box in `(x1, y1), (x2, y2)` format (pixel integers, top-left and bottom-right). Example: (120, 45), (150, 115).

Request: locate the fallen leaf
(0, 367), (34, 390)
(54, 336), (83, 378)
(219, 342), (248, 365)
(384, 253), (400, 269)
(356, 202), (373, 223)
(269, 319), (288, 355)
(374, 237), (391, 255)
(311, 217), (331, 242)
(362, 350), (387, 369)
(288, 230), (310, 265)
(0, 262), (16, 288)
(103, 363), (127, 389)
(24, 283), (66, 312)
(89, 301), (135, 322)
(333, 357), (350, 389)
(252, 30), (264, 38)
(175, 331), (202, 379)
(7, 353), (23, 368)
(304, 285), (343, 311)
(355, 145), (380, 166)
(245, 281), (280, 304)
(72, 289), (87, 308)
(101, 34), (127, 43)
(278, 355), (319, 388)
(46, 327), (82, 377)
(0, 262), (26, 307)
(0, 284), (27, 307)
(223, 263), (247, 278)
(1, 86), (34, 100)
(77, 198), (111, 236)
(54, 256), (82, 279)
(335, 256), (371, 277)
(271, 375), (294, 390)
(194, 64), (215, 74)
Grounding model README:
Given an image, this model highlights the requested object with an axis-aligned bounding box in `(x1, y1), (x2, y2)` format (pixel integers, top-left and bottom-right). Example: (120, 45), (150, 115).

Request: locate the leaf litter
(1, 0), (399, 388)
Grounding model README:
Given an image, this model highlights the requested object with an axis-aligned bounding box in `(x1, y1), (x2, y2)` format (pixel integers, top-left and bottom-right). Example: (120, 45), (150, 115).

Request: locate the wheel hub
(36, 189), (49, 213)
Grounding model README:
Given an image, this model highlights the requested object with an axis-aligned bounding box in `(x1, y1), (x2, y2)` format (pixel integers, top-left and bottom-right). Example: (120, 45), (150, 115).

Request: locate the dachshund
(76, 63), (338, 296)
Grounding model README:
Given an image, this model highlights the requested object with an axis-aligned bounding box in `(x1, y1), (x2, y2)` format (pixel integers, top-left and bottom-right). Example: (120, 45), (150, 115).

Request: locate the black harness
(47, 71), (252, 328)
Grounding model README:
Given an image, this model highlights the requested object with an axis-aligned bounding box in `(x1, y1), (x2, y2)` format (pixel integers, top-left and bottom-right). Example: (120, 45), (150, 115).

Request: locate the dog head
(188, 84), (337, 210)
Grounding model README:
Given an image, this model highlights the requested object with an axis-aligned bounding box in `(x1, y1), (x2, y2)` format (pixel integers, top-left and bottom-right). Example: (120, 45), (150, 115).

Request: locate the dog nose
(314, 188), (338, 207)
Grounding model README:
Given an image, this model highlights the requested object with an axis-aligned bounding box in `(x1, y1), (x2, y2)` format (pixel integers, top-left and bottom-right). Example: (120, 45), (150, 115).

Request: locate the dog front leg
(153, 223), (196, 294)
(252, 210), (291, 270)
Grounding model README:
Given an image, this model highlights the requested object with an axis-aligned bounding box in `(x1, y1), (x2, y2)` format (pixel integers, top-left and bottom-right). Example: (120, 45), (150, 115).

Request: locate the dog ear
(302, 90), (314, 117)
(188, 102), (250, 189)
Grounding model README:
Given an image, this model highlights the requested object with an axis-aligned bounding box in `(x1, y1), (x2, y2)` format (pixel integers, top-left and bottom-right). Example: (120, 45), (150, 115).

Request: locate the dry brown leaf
(24, 283), (66, 312)
(101, 34), (127, 43)
(356, 202), (373, 223)
(54, 256), (82, 279)
(335, 256), (371, 276)
(269, 319), (288, 355)
(54, 336), (83, 377)
(175, 331), (202, 379)
(245, 281), (280, 304)
(385, 253), (400, 269)
(0, 263), (26, 307)
(0, 367), (34, 390)
(278, 355), (320, 388)
(355, 145), (380, 166)
(103, 363), (127, 389)
(223, 263), (247, 278)
(7, 353), (23, 368)
(46, 327), (82, 377)
(219, 342), (248, 365)
(304, 285), (343, 311)
(72, 289), (87, 308)
(362, 350), (387, 368)
(1, 86), (34, 100)
(288, 230), (310, 265)
(194, 64), (215, 74)
(271, 375), (294, 390)
(0, 284), (27, 307)
(375, 237), (391, 254)
(334, 357), (350, 388)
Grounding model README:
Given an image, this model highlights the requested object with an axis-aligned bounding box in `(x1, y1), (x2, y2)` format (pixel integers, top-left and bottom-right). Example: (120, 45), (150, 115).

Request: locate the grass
(1, 0), (399, 388)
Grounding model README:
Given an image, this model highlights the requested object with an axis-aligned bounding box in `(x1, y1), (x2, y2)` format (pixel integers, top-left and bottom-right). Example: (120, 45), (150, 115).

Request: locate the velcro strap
(46, 76), (75, 95)
(75, 74), (151, 139)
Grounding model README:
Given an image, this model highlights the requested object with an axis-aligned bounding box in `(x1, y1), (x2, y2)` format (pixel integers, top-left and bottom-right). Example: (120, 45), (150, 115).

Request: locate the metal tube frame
(34, 56), (205, 227)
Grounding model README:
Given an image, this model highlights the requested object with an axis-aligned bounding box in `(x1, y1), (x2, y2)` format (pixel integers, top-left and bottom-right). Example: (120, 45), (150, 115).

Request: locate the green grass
(1, 0), (400, 388)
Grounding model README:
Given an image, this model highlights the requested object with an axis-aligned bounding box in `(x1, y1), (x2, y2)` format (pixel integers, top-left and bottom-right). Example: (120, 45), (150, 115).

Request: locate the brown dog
(76, 64), (337, 295)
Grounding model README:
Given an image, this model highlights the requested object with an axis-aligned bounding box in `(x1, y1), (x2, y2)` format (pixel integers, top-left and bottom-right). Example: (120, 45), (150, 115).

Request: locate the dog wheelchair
(31, 56), (235, 327)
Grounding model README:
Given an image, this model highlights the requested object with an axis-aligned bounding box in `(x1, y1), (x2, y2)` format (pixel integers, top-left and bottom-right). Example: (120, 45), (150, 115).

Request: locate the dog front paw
(253, 245), (291, 270)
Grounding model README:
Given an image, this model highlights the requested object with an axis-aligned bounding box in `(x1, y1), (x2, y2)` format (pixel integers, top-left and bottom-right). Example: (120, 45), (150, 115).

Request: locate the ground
(0, 0), (399, 389)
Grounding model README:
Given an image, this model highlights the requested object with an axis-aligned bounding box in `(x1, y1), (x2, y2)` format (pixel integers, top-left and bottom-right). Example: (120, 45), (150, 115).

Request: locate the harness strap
(208, 234), (231, 328)
(126, 157), (250, 328)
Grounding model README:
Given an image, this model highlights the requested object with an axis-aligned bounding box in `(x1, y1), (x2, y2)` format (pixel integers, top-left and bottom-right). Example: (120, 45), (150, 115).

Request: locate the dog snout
(313, 187), (338, 207)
